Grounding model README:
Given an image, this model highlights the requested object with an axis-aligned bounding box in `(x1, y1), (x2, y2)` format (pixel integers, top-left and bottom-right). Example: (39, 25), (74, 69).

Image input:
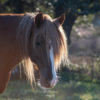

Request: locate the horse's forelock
(44, 18), (68, 70)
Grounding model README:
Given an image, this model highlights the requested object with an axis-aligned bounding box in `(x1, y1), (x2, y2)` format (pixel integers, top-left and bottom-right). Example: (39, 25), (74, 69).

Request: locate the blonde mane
(17, 13), (68, 85)
(44, 16), (68, 69)
(17, 13), (36, 85)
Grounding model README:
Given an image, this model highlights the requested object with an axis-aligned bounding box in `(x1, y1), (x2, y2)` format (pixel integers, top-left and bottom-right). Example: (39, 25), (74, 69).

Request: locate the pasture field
(0, 80), (100, 100)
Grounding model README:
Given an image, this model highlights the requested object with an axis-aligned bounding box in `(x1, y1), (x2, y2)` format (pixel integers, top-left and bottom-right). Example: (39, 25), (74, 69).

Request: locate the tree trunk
(54, 1), (78, 45)
(54, 8), (77, 45)
(63, 12), (77, 45)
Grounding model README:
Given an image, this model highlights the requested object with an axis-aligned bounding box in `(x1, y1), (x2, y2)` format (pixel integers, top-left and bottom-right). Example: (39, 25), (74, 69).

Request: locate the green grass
(0, 80), (100, 100)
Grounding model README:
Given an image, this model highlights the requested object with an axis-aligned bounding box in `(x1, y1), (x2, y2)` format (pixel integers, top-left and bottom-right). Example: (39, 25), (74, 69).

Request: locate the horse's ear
(54, 14), (65, 25)
(35, 12), (44, 28)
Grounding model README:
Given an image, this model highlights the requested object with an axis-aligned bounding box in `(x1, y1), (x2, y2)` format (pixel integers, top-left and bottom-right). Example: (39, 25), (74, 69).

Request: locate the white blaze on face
(49, 46), (57, 87)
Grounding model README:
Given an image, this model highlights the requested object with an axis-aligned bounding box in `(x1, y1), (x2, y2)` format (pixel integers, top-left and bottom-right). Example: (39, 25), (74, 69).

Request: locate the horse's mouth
(34, 68), (57, 88)
(40, 83), (54, 88)
(37, 79), (57, 89)
(40, 79), (57, 88)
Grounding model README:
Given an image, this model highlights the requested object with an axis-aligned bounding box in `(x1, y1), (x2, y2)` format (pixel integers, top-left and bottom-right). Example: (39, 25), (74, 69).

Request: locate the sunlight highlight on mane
(54, 26), (68, 69)
(56, 26), (68, 67)
(17, 13), (35, 85)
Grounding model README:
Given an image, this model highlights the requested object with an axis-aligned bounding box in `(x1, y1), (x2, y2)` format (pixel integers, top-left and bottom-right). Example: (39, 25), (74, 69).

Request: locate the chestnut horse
(0, 12), (68, 93)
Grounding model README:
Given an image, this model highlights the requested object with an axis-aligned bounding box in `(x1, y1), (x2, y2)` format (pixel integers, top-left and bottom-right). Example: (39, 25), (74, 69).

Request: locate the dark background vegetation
(1, 0), (100, 100)
(0, 0), (100, 44)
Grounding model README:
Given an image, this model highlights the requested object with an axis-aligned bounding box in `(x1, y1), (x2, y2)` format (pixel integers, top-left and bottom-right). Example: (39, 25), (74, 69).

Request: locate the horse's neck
(0, 14), (24, 72)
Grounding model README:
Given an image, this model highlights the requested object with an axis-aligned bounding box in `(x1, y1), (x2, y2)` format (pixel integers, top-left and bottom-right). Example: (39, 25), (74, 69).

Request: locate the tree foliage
(0, 0), (100, 44)
(53, 0), (100, 44)
(54, 0), (100, 16)
(0, 0), (54, 16)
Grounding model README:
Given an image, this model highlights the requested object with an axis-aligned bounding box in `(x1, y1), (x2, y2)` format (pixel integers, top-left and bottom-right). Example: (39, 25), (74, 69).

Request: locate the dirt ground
(69, 26), (100, 64)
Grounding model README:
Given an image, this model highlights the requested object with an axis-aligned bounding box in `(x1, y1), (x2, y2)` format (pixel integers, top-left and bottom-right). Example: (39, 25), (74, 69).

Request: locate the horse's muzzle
(40, 75), (58, 88)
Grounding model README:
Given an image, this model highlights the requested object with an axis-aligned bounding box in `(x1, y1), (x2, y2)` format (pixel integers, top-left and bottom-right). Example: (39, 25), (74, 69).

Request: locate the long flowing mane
(44, 15), (68, 68)
(17, 13), (68, 85)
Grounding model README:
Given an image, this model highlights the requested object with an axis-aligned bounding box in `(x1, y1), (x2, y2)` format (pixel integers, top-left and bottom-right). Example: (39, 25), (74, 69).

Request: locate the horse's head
(28, 13), (66, 88)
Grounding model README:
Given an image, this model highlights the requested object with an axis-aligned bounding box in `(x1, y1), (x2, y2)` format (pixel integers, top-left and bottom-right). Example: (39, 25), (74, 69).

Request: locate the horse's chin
(39, 77), (57, 89)
(40, 82), (54, 89)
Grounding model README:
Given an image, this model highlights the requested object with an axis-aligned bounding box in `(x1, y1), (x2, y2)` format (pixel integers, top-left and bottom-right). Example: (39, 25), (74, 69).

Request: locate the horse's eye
(36, 41), (41, 46)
